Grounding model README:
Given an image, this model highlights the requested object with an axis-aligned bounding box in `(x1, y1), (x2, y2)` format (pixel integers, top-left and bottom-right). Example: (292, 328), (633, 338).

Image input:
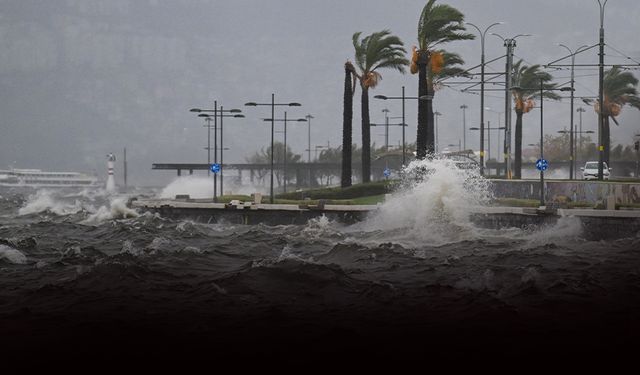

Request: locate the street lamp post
(305, 114), (314, 164)
(191, 101), (217, 176)
(434, 111), (443, 153)
(558, 43), (589, 179)
(597, 0), (609, 181)
(197, 110), (244, 200)
(485, 107), (505, 173)
(305, 114), (314, 188)
(245, 95), (301, 203)
(374, 86), (412, 166)
(382, 108), (390, 150)
(466, 21), (503, 176)
(191, 104), (242, 202)
(511, 79), (574, 204)
(577, 107), (586, 162)
(263, 112), (306, 193)
(539, 77), (545, 206)
(558, 129), (594, 170)
(470, 124), (505, 174)
(460, 104), (468, 151)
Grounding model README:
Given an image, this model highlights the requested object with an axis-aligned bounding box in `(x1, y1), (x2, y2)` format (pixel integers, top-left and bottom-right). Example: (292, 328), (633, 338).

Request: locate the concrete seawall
(131, 199), (640, 240)
(490, 179), (640, 205)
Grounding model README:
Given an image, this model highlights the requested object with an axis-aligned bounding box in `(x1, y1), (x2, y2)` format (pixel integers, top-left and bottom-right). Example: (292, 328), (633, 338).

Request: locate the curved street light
(465, 21), (503, 175)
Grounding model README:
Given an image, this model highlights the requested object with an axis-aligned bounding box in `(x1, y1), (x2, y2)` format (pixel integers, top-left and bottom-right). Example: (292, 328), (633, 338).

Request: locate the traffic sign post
(210, 163), (221, 174)
(210, 163), (220, 202)
(536, 158), (548, 207)
(535, 159), (548, 171)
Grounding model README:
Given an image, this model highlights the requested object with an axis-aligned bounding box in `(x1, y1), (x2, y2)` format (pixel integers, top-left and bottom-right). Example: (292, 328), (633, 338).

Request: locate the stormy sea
(1, 160), (639, 370)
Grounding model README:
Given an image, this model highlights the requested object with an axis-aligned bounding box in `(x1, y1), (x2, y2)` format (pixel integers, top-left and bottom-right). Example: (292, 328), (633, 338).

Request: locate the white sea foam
(83, 197), (139, 224)
(18, 189), (85, 216)
(0, 245), (27, 264)
(362, 158), (493, 245)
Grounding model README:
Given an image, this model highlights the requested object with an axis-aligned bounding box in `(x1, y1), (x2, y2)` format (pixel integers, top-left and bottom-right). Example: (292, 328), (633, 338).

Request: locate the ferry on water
(0, 168), (100, 188)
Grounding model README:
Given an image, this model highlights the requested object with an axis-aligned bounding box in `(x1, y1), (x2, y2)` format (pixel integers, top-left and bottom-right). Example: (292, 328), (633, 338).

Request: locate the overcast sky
(1, 0), (639, 186)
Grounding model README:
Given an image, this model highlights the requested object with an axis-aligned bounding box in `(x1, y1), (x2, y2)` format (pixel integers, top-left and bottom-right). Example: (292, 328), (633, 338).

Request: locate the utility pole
(597, 0), (608, 180)
(382, 108), (390, 151)
(123, 147), (127, 189)
(504, 38), (515, 179)
(577, 107), (586, 167)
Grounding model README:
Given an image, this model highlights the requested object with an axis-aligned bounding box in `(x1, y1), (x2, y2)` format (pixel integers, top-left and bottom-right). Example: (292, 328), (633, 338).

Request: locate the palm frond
(511, 60), (559, 103)
(352, 29), (409, 89)
(417, 1), (475, 50)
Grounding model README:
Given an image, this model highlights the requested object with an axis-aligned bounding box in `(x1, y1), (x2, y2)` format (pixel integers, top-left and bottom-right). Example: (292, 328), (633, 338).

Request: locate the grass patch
(351, 194), (386, 205)
(216, 195), (252, 203)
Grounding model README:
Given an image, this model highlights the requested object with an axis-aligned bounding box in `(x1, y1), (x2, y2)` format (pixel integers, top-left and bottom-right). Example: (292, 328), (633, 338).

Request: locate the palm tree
(342, 61), (356, 187)
(596, 67), (640, 165)
(352, 30), (409, 183)
(510, 60), (560, 179)
(414, 0), (474, 159)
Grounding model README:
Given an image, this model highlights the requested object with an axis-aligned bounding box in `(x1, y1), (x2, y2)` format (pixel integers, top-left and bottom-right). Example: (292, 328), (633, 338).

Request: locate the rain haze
(1, 0), (639, 186)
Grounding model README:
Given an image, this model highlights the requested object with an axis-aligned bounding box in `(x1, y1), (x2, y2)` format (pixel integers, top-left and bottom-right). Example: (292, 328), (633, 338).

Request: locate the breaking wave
(0, 244), (27, 264)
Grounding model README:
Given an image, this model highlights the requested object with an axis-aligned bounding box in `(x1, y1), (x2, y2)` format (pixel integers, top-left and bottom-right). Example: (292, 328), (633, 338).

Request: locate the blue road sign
(210, 163), (221, 174)
(383, 168), (391, 178)
(535, 159), (549, 171)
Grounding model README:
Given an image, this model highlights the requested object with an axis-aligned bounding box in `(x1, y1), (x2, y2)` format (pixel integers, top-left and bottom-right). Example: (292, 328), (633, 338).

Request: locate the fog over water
(1, 0), (639, 187)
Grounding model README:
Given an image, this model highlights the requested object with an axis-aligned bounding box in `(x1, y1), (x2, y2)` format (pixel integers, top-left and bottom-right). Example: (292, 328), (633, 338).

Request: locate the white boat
(0, 168), (100, 188)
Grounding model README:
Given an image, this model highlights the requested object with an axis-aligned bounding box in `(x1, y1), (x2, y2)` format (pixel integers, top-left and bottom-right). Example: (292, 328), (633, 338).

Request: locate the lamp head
(244, 102), (257, 106)
(229, 109), (242, 113)
(190, 108), (202, 112)
(288, 102), (301, 107)
(374, 95), (388, 100)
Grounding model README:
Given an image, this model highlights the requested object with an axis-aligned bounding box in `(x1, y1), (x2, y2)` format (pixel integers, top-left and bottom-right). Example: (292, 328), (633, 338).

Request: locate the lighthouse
(106, 153), (116, 192)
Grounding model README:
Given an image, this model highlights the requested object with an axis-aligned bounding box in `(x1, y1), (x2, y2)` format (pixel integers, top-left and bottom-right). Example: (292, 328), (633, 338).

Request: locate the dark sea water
(1, 165), (640, 370)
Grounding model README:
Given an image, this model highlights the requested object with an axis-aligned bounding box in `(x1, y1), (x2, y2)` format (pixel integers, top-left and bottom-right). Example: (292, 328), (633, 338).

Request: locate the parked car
(581, 161), (611, 180)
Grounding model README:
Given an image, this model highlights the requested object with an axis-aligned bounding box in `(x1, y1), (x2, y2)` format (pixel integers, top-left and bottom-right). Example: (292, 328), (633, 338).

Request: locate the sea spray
(18, 189), (85, 216)
(362, 158), (493, 245)
(83, 197), (139, 224)
(159, 175), (267, 199)
(160, 176), (214, 199)
(0, 244), (27, 264)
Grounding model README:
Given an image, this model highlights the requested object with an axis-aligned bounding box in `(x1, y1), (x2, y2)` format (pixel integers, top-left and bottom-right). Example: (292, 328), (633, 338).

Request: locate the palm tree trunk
(361, 85), (371, 183)
(341, 63), (353, 188)
(603, 116), (610, 165)
(514, 111), (524, 179)
(416, 51), (429, 159)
